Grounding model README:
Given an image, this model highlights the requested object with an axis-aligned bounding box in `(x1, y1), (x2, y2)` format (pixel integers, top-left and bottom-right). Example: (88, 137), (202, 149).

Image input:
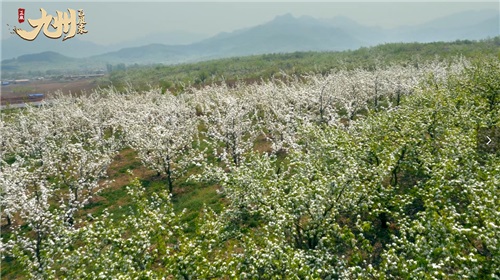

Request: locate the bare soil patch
(1, 78), (99, 105)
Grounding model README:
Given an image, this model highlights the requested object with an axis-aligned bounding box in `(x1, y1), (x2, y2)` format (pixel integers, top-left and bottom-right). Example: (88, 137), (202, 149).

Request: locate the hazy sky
(1, 1), (499, 45)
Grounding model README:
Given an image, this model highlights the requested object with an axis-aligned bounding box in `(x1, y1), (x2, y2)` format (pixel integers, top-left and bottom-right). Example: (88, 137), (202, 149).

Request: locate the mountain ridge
(1, 9), (498, 73)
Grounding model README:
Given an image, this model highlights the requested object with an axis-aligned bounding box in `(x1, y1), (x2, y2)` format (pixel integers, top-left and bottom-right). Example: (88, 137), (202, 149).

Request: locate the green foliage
(56, 178), (182, 279)
(102, 38), (500, 92)
(198, 60), (500, 278)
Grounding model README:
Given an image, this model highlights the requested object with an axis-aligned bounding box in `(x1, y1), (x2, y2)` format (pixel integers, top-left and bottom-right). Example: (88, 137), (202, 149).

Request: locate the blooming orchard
(1, 57), (498, 278)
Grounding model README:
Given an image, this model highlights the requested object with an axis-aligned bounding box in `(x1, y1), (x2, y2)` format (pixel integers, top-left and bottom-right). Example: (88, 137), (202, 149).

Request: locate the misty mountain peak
(272, 13), (297, 24)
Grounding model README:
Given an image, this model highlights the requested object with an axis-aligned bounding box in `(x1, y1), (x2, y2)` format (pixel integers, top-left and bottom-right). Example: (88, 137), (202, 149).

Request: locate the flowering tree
(191, 59), (499, 278)
(1, 156), (72, 278)
(197, 84), (261, 168)
(1, 94), (120, 277)
(54, 178), (184, 279)
(121, 90), (198, 193)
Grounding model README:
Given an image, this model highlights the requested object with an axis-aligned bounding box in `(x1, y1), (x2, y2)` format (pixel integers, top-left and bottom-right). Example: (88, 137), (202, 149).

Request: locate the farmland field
(1, 78), (98, 106)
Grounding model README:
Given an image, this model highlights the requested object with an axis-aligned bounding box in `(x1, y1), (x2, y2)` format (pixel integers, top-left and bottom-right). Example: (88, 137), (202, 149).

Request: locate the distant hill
(112, 31), (209, 49)
(417, 9), (498, 30)
(391, 10), (499, 42)
(92, 44), (189, 64)
(190, 14), (364, 57)
(323, 16), (388, 46)
(1, 36), (110, 60)
(91, 13), (364, 64)
(1, 51), (102, 75)
(16, 51), (73, 63)
(1, 30), (209, 61)
(102, 38), (500, 92)
(89, 10), (500, 65)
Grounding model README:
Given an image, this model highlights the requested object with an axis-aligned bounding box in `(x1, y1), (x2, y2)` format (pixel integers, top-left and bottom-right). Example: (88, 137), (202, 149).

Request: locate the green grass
(172, 182), (224, 233)
(76, 146), (223, 234)
(0, 255), (26, 280)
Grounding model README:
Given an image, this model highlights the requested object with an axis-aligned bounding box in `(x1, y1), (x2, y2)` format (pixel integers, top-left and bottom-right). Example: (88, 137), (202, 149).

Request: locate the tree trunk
(391, 146), (406, 187)
(379, 212), (388, 229)
(36, 230), (43, 271)
(73, 186), (78, 205)
(6, 214), (11, 227)
(165, 155), (173, 193)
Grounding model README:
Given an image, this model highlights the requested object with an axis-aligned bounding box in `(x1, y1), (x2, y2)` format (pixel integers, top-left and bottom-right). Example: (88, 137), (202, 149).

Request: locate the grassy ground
(82, 147), (224, 232)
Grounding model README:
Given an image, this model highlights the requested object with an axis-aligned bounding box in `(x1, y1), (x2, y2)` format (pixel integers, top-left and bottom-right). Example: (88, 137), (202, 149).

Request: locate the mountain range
(1, 9), (498, 73)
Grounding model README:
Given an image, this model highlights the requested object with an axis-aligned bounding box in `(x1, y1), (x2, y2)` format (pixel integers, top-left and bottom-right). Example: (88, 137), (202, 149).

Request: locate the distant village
(1, 72), (105, 86)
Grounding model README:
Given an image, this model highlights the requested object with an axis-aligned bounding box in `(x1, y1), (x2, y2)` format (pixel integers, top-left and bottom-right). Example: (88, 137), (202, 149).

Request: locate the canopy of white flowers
(1, 57), (498, 278)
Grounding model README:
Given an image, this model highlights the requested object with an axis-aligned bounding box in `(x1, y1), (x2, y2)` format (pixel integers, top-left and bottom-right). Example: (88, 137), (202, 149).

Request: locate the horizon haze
(2, 2), (498, 45)
(0, 1), (498, 64)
